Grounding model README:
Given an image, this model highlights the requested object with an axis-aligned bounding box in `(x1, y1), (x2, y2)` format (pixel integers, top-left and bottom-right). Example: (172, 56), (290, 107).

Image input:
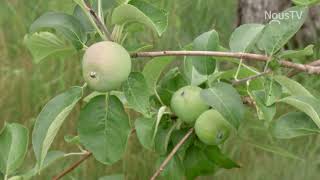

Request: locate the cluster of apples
(82, 41), (231, 146)
(171, 86), (232, 145)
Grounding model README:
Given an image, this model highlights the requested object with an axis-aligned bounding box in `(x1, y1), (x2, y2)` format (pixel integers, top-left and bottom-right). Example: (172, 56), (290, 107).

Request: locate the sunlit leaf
(24, 32), (75, 64)
(30, 12), (87, 49)
(0, 123), (28, 176)
(32, 87), (83, 170)
(112, 0), (168, 36)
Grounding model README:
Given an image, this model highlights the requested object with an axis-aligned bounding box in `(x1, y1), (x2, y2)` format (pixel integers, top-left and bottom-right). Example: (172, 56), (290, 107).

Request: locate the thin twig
(130, 51), (320, 75)
(287, 59), (320, 77)
(83, 0), (111, 40)
(52, 151), (92, 180)
(232, 70), (272, 85)
(131, 50), (269, 61)
(150, 128), (194, 180)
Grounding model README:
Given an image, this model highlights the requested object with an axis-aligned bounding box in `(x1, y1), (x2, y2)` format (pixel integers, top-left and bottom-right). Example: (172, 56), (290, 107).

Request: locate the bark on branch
(52, 151), (92, 180)
(150, 128), (194, 180)
(130, 50), (320, 75)
(83, 0), (111, 40)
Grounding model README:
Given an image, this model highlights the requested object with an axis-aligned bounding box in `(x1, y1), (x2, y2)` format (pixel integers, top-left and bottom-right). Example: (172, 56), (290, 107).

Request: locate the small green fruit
(170, 86), (209, 123)
(82, 41), (131, 92)
(195, 109), (231, 145)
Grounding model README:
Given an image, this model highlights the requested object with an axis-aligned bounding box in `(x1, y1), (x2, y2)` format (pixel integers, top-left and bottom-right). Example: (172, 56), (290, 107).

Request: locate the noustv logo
(264, 10), (303, 24)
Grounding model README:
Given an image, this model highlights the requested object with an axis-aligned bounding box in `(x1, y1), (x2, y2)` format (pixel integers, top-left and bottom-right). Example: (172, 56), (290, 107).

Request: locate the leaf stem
(232, 70), (272, 85)
(64, 151), (88, 157)
(234, 58), (244, 80)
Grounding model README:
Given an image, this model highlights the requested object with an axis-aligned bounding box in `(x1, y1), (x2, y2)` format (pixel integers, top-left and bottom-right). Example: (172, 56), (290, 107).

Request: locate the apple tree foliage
(1, 0), (320, 179)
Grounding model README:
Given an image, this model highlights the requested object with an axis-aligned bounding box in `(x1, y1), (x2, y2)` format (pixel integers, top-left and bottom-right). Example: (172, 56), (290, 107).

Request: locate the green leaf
(183, 56), (208, 86)
(201, 82), (245, 129)
(170, 129), (194, 159)
(41, 151), (65, 169)
(152, 106), (168, 142)
(229, 24), (264, 52)
(292, 0), (320, 6)
(112, 0), (168, 36)
(83, 91), (106, 103)
(271, 112), (320, 139)
(29, 12), (87, 49)
(32, 87), (82, 170)
(24, 32), (75, 64)
(245, 139), (302, 160)
(183, 145), (216, 180)
(221, 67), (263, 95)
(154, 122), (177, 155)
(123, 72), (151, 116)
(264, 77), (282, 106)
(23, 150), (65, 179)
(249, 90), (276, 122)
(64, 135), (80, 144)
(279, 96), (320, 128)
(73, 5), (95, 33)
(258, 6), (308, 55)
(157, 68), (188, 106)
(135, 117), (154, 149)
(127, 44), (153, 53)
(78, 95), (131, 165)
(98, 174), (124, 180)
(279, 44), (314, 59)
(156, 155), (184, 180)
(191, 30), (219, 75)
(0, 123), (28, 176)
(274, 75), (314, 97)
(204, 146), (240, 169)
(142, 57), (173, 94)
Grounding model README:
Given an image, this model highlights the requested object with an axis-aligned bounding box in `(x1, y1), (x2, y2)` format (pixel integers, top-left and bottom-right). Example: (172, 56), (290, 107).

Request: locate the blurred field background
(1, 0), (320, 179)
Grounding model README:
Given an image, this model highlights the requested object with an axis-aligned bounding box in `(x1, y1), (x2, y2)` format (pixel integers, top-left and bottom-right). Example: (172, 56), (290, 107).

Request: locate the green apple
(195, 109), (231, 145)
(170, 86), (209, 123)
(82, 41), (131, 92)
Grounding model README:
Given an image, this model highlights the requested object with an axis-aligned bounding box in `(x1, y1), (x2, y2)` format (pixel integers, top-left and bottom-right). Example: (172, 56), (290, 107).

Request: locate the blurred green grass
(1, 0), (320, 179)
